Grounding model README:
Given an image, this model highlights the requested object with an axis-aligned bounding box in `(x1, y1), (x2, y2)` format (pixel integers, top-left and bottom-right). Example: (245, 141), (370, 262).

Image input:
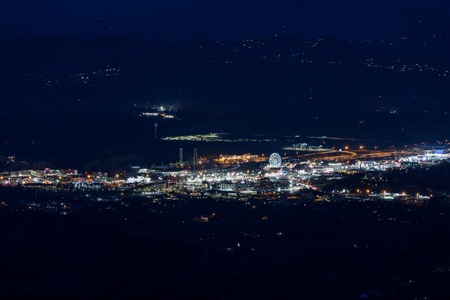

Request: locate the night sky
(2, 0), (450, 40)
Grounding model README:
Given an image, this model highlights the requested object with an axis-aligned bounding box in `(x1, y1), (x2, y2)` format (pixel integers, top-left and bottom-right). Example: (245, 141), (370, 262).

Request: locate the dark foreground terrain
(1, 188), (450, 299)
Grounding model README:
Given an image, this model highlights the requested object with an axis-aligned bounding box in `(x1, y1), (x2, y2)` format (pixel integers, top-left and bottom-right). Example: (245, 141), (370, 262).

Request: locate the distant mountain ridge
(1, 33), (450, 115)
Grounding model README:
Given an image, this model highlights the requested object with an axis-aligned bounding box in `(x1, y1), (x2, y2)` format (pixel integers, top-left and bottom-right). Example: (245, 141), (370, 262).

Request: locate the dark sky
(1, 0), (450, 40)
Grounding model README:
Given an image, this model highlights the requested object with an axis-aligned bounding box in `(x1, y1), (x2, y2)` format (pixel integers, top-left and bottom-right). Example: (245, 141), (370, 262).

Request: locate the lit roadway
(283, 148), (417, 161)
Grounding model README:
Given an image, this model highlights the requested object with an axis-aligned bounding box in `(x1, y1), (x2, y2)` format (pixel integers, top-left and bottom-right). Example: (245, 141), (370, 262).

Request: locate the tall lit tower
(154, 123), (158, 138)
(193, 148), (198, 173)
(179, 148), (183, 164)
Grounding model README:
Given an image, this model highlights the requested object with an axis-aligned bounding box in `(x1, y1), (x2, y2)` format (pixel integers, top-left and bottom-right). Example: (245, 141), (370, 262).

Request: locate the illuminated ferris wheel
(269, 153), (282, 168)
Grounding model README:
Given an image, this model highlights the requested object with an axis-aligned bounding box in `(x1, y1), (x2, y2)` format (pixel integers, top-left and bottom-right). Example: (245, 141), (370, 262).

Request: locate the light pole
(193, 148), (197, 173)
(154, 123), (158, 138)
